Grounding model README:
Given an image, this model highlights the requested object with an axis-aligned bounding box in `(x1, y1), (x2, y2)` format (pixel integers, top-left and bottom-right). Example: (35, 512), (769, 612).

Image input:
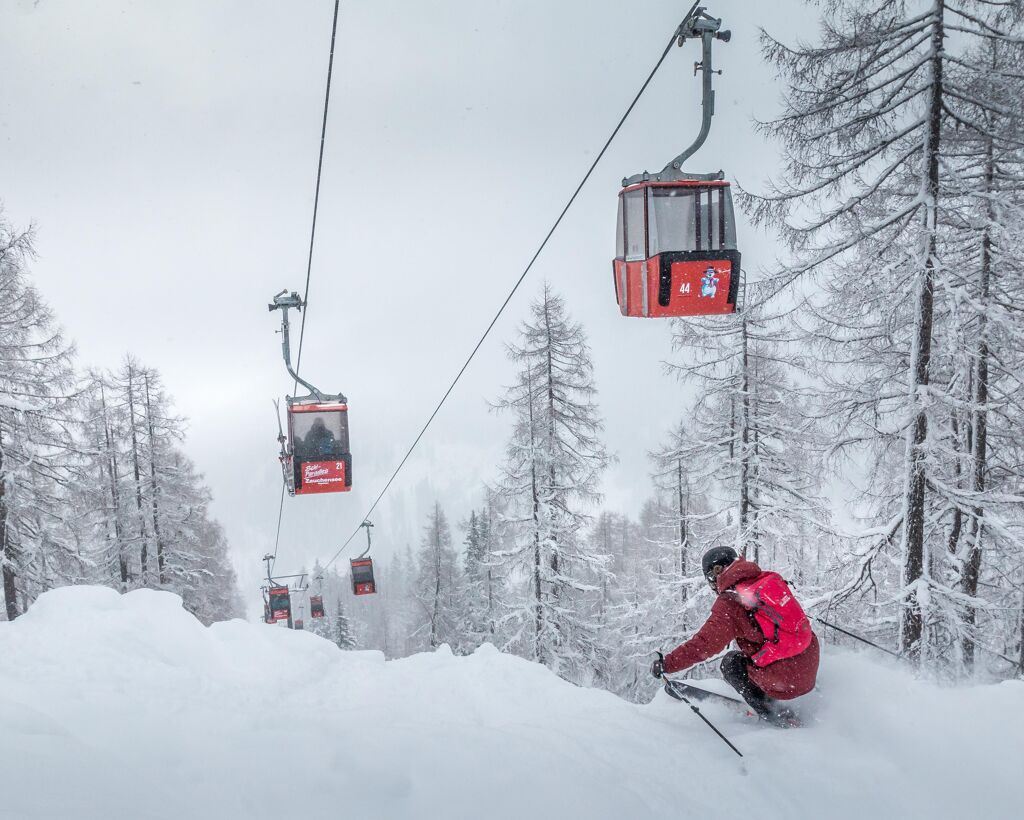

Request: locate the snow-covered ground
(1, 587), (1020, 820)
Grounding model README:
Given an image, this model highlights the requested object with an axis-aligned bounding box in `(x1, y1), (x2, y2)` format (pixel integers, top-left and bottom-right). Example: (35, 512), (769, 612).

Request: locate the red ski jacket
(662, 559), (819, 700)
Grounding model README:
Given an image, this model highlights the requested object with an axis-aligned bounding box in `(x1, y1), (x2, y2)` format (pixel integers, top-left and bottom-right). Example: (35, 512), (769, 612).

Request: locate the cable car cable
(267, 0), (341, 579)
(268, 401), (289, 575)
(292, 0), (342, 393)
(269, 483), (286, 576)
(318, 18), (687, 572)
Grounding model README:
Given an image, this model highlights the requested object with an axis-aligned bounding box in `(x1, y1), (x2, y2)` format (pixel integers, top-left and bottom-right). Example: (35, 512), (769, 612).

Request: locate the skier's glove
(651, 654), (665, 679)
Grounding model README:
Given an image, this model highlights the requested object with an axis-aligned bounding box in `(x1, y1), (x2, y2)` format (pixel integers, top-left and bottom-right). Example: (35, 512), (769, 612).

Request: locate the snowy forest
(5, 0), (1024, 702)
(303, 0), (1024, 695)
(0, 218), (243, 625)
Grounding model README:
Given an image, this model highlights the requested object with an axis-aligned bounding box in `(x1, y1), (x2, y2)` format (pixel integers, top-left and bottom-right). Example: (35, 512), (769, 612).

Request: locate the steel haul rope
(270, 0), (343, 577)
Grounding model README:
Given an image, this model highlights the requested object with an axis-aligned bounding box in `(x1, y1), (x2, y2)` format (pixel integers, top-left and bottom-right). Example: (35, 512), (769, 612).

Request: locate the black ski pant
(720, 651), (775, 718)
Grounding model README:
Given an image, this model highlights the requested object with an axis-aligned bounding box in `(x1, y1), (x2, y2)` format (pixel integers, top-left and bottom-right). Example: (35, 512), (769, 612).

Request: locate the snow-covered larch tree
(746, 0), (1024, 663)
(493, 284), (611, 681)
(0, 216), (79, 619)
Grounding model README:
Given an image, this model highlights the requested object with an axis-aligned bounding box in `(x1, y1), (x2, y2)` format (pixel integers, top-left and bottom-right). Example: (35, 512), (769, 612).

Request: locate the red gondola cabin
(286, 400), (352, 495)
(310, 595), (326, 618)
(268, 586), (292, 622)
(613, 177), (740, 318)
(351, 558), (376, 596)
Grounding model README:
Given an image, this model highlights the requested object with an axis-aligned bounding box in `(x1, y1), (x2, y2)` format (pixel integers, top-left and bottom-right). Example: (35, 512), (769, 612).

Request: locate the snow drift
(1, 587), (1020, 820)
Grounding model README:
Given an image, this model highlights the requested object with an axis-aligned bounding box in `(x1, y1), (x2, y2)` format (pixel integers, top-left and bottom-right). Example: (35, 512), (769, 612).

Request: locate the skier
(298, 417), (338, 460)
(651, 546), (819, 726)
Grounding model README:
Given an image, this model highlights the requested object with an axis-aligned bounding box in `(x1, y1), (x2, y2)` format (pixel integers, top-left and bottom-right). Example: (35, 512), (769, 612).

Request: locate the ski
(664, 679), (801, 728)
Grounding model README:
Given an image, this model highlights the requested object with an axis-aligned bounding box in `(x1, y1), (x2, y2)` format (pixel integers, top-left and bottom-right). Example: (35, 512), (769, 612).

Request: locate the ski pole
(658, 655), (743, 758)
(663, 678), (744, 758)
(815, 614), (1020, 669)
(811, 615), (902, 659)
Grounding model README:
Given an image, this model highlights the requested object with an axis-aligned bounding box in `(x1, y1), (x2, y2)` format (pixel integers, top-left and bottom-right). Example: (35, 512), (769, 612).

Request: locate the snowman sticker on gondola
(699, 267), (719, 299)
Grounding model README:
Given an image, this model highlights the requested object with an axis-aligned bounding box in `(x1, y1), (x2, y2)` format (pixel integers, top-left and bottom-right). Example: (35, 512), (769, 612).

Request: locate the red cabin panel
(615, 258), (664, 318)
(652, 257), (736, 317)
(350, 558), (376, 596)
(294, 459), (349, 495)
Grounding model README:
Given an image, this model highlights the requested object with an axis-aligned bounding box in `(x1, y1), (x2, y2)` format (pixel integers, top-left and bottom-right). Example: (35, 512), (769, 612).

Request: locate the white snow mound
(1, 586), (1020, 820)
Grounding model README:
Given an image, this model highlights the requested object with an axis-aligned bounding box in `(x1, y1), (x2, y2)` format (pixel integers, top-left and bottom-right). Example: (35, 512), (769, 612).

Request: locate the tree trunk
(143, 374), (166, 584)
(677, 458), (687, 608)
(543, 296), (560, 640)
(962, 131), (994, 669)
(738, 318), (751, 557)
(485, 500), (495, 635)
(527, 366), (543, 663)
(430, 504), (442, 647)
(0, 425), (17, 621)
(946, 414), (963, 558)
(2, 564), (16, 621)
(900, 3), (943, 659)
(126, 363), (150, 584)
(751, 375), (761, 565)
(1018, 583), (1024, 677)
(100, 384), (128, 588)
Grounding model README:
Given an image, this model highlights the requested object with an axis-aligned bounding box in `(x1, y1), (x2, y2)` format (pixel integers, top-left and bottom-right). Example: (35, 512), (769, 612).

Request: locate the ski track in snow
(1, 587), (1020, 820)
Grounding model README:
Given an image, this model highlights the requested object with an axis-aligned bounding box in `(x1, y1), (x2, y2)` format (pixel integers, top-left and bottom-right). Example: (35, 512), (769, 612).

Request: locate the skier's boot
(764, 704), (801, 729)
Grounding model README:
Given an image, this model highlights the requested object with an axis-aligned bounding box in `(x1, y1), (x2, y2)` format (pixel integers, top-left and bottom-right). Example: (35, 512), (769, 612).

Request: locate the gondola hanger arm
(623, 4), (731, 186)
(268, 290), (347, 403)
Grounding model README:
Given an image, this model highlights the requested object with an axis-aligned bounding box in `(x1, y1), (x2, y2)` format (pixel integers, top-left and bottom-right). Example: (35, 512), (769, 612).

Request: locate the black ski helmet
(701, 546), (738, 584)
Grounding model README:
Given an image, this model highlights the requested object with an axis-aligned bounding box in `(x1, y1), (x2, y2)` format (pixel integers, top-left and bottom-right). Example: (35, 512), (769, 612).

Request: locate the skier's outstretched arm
(663, 599), (735, 674)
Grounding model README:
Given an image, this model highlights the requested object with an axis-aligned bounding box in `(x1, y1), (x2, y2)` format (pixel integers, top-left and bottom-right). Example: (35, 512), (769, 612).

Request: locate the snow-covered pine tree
(748, 0), (1024, 664)
(459, 489), (507, 651)
(0, 216), (80, 619)
(493, 284), (611, 681)
(460, 509), (488, 650)
(333, 597), (357, 650)
(412, 502), (460, 650)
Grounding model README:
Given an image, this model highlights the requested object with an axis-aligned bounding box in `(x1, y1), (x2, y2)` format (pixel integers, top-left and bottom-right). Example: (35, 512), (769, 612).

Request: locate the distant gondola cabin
(286, 400), (352, 495)
(613, 179), (740, 317)
(268, 586), (292, 622)
(310, 595), (326, 618)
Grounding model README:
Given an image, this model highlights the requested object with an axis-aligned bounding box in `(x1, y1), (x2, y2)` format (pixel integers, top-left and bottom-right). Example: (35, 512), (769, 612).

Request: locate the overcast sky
(1, 0), (817, 616)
